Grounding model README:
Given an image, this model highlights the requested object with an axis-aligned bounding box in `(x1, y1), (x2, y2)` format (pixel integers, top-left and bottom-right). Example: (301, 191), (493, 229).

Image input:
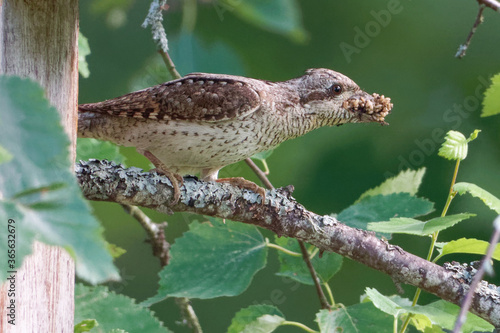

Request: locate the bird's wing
(78, 73), (262, 123)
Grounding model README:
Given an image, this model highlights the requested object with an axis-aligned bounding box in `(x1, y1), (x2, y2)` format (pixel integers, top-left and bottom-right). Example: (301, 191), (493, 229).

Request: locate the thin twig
(456, 4), (486, 58)
(121, 204), (170, 266)
(298, 241), (331, 309)
(478, 0), (500, 11)
(176, 298), (203, 333)
(452, 215), (500, 333)
(244, 157), (331, 310)
(245, 158), (274, 189)
(159, 50), (181, 80)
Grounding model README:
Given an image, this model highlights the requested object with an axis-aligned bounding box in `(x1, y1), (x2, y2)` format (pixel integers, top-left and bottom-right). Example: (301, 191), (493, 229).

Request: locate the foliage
(0, 76), (118, 284)
(482, 73), (500, 117)
(75, 284), (171, 333)
(142, 219), (267, 305)
(7, 1), (500, 332)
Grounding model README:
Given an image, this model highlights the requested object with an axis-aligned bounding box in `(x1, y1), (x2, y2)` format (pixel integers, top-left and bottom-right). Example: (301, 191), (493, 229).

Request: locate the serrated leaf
(368, 213), (474, 236)
(75, 284), (171, 333)
(274, 237), (342, 285)
(78, 32), (91, 78)
(228, 305), (285, 333)
(438, 130), (479, 161)
(438, 130), (467, 160)
(410, 314), (433, 331)
(77, 138), (126, 164)
(0, 76), (118, 283)
(107, 243), (127, 259)
(454, 182), (500, 214)
(357, 168), (426, 202)
(316, 303), (393, 333)
(338, 193), (434, 239)
(435, 238), (500, 261)
(143, 220), (267, 305)
(482, 73), (500, 117)
(365, 288), (405, 317)
(364, 290), (493, 333)
(218, 0), (307, 42)
(74, 319), (98, 333)
(409, 300), (492, 333)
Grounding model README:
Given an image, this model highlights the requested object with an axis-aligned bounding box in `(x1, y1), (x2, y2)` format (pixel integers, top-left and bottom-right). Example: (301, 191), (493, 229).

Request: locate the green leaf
(438, 130), (480, 161)
(482, 72), (500, 117)
(107, 242), (127, 259)
(250, 149), (275, 175)
(0, 76), (118, 283)
(363, 290), (493, 333)
(435, 238), (500, 261)
(143, 219), (267, 305)
(74, 319), (98, 333)
(274, 237), (342, 285)
(75, 284), (171, 333)
(0, 145), (13, 165)
(228, 305), (285, 333)
(367, 213), (474, 236)
(316, 303), (393, 333)
(454, 182), (500, 214)
(77, 138), (126, 164)
(218, 0), (307, 42)
(409, 300), (492, 333)
(338, 193), (434, 239)
(78, 32), (91, 78)
(365, 288), (406, 317)
(357, 168), (426, 202)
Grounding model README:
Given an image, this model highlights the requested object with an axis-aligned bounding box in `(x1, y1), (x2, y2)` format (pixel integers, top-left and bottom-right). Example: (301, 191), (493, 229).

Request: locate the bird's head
(294, 68), (393, 127)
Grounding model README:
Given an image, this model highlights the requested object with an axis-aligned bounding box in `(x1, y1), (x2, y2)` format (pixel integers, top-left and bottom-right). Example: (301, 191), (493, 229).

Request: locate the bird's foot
(216, 177), (266, 205)
(143, 150), (183, 205)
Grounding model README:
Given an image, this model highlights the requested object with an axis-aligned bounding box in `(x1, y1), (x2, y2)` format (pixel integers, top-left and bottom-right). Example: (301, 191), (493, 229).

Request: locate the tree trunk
(0, 0), (78, 331)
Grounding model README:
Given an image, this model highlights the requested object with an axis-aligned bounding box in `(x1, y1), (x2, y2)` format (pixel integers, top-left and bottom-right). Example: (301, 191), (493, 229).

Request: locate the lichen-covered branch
(76, 160), (500, 328)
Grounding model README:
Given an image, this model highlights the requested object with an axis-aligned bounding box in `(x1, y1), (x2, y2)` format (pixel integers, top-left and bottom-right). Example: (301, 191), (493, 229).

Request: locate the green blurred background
(79, 1), (500, 331)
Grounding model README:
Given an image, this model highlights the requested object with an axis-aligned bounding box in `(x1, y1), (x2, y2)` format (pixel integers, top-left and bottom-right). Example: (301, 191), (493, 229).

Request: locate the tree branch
(245, 157), (330, 309)
(76, 160), (500, 328)
(477, 0), (500, 11)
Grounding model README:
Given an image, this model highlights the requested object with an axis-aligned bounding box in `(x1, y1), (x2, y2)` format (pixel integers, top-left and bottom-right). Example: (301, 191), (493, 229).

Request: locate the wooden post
(0, 0), (79, 331)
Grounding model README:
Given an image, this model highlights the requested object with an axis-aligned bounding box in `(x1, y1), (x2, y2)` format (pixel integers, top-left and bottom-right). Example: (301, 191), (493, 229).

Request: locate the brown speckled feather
(78, 73), (262, 122)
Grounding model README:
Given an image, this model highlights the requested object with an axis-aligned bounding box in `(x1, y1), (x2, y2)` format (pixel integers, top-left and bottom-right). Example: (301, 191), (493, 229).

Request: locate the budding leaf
(438, 130), (480, 161)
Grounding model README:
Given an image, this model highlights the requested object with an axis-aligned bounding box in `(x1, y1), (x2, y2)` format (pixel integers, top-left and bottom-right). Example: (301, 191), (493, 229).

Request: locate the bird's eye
(331, 84), (343, 95)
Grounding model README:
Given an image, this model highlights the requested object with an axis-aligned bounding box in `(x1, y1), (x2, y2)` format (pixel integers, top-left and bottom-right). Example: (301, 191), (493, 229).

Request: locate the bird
(78, 68), (393, 203)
